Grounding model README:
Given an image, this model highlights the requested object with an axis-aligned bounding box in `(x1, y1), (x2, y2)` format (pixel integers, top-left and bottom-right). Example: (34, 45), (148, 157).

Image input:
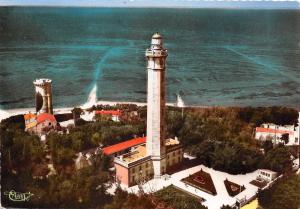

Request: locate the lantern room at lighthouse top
(145, 33), (168, 70)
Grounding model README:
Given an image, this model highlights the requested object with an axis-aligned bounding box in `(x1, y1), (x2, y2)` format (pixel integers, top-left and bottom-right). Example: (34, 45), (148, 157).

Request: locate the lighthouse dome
(152, 32), (162, 39)
(151, 32), (163, 47)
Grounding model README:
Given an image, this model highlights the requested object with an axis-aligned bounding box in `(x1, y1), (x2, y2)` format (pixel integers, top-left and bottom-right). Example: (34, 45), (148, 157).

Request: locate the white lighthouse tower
(145, 33), (168, 178)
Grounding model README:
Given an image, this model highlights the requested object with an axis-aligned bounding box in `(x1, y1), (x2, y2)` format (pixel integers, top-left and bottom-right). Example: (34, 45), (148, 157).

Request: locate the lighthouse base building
(114, 138), (183, 186)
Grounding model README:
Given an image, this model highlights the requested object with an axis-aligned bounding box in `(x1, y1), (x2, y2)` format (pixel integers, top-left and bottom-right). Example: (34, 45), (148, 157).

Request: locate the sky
(0, 0), (299, 9)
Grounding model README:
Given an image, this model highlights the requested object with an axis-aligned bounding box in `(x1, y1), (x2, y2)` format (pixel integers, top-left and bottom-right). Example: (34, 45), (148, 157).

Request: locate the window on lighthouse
(155, 58), (161, 67)
(148, 57), (153, 68)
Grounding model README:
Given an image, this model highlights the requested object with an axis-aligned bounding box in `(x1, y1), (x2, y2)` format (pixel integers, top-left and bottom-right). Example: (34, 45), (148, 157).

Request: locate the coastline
(1, 100), (299, 122)
(0, 100), (168, 121)
(0, 99), (217, 122)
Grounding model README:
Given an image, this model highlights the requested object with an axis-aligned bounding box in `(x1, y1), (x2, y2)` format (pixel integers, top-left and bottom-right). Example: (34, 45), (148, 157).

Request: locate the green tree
(91, 132), (102, 146)
(104, 187), (154, 209)
(258, 175), (300, 209)
(166, 109), (185, 138)
(260, 145), (292, 173)
(262, 140), (273, 153)
(280, 133), (289, 145)
(155, 186), (207, 209)
(192, 141), (215, 167)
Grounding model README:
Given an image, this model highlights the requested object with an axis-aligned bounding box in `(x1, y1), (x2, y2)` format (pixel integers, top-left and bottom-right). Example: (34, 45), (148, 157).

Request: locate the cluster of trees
(91, 104), (140, 112)
(165, 107), (259, 174)
(0, 115), (151, 209)
(166, 107), (255, 147)
(258, 174), (300, 209)
(104, 187), (154, 209)
(237, 106), (299, 126)
(155, 186), (207, 209)
(191, 140), (263, 174)
(26, 167), (112, 208)
(1, 115), (45, 176)
(189, 140), (293, 175)
(259, 144), (293, 173)
(70, 119), (145, 147)
(165, 106), (296, 174)
(47, 119), (145, 173)
(2, 163), (113, 208)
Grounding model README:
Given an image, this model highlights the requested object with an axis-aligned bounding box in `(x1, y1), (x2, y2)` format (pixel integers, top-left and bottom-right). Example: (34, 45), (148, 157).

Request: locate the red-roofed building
(256, 127), (294, 135)
(25, 112), (57, 137)
(95, 110), (122, 122)
(101, 137), (146, 168)
(24, 113), (37, 131)
(102, 135), (183, 186)
(37, 113), (56, 124)
(255, 123), (299, 146)
(113, 137), (183, 187)
(102, 137), (146, 156)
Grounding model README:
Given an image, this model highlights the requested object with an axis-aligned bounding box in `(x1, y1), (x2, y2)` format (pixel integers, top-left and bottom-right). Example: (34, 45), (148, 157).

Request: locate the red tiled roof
(256, 127), (294, 135)
(36, 113), (56, 123)
(95, 110), (121, 116)
(24, 113), (36, 120)
(102, 137), (146, 155)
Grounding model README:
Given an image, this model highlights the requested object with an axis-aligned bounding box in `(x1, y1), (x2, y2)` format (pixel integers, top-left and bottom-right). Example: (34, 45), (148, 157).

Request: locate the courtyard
(108, 164), (265, 209)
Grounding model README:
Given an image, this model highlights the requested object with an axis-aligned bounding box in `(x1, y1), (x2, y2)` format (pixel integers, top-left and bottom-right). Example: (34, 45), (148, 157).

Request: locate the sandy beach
(0, 100), (178, 121)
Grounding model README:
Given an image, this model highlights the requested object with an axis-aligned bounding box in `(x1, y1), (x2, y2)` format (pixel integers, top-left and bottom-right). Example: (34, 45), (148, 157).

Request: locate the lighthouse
(113, 33), (182, 187)
(145, 33), (168, 177)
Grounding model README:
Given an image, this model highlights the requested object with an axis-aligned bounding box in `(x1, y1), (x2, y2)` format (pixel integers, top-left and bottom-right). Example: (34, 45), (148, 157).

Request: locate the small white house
(257, 169), (277, 182)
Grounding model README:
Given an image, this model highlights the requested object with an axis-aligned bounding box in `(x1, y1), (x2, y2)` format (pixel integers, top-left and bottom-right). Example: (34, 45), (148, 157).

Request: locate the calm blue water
(0, 7), (300, 109)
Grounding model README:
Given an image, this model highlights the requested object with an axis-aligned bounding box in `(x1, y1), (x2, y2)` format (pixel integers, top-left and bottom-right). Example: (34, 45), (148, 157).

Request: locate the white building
(257, 169), (277, 182)
(255, 113), (300, 146)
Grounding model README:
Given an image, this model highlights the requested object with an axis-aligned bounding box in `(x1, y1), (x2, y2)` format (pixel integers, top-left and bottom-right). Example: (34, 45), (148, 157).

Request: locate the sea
(0, 7), (300, 109)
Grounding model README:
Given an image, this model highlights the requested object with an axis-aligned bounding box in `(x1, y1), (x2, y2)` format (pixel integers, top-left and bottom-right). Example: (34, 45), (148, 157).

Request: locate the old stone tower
(33, 78), (53, 114)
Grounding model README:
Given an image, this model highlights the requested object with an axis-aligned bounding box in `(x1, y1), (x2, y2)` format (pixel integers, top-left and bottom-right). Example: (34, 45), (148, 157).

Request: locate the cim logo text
(4, 190), (34, 202)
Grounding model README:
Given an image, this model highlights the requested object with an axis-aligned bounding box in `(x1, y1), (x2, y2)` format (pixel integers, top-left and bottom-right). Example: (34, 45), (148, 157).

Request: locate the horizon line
(1, 4), (300, 9)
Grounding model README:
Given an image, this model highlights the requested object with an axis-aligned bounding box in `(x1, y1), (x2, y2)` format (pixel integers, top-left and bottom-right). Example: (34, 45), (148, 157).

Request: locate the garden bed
(250, 179), (268, 188)
(224, 179), (245, 197)
(182, 169), (217, 195)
